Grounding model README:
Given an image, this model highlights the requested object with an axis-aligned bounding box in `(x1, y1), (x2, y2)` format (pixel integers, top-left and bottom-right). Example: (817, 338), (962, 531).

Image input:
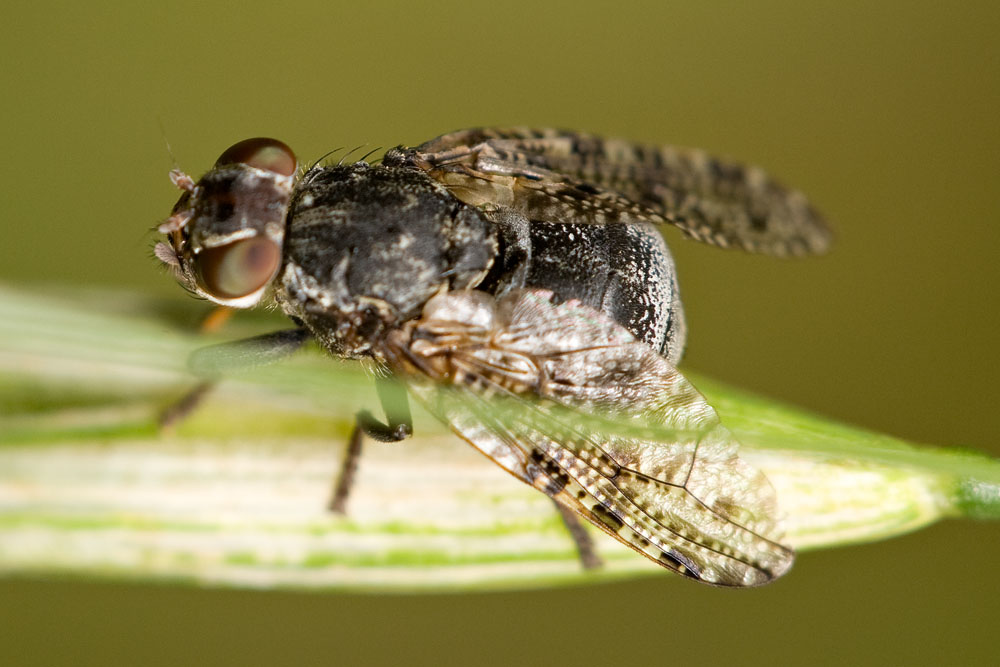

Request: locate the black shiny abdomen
(519, 221), (686, 365)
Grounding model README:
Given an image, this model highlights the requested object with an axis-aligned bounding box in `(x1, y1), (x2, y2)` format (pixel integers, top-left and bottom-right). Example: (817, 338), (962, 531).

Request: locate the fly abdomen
(521, 220), (686, 365)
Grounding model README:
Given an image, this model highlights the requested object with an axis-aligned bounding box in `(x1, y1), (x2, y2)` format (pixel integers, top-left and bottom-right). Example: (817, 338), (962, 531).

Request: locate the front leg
(159, 327), (313, 429)
(186, 327), (313, 376)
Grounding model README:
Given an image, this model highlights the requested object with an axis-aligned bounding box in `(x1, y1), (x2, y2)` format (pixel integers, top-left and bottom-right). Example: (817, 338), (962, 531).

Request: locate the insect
(155, 128), (831, 587)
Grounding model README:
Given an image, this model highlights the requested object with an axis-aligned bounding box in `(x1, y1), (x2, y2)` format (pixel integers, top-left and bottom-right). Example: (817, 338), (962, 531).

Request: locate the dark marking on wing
(589, 503), (626, 533)
(382, 289), (795, 587)
(660, 549), (701, 579)
(393, 126), (831, 257)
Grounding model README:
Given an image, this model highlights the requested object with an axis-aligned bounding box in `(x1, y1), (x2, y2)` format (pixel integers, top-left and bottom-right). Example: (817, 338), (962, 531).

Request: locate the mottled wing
(408, 127), (830, 256)
(382, 289), (794, 586)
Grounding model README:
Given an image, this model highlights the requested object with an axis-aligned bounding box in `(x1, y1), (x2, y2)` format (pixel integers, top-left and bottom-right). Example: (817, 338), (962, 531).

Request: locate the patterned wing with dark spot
(381, 289), (794, 586)
(403, 127), (830, 257)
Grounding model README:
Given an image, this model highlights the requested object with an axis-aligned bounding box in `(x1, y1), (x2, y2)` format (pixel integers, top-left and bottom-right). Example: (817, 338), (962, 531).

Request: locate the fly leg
(158, 326), (313, 429)
(328, 376), (412, 513)
(161, 323), (408, 517)
(328, 422), (365, 515)
(159, 305), (232, 430)
(158, 379), (215, 430)
(358, 374), (413, 442)
(553, 501), (604, 571)
(529, 457), (604, 571)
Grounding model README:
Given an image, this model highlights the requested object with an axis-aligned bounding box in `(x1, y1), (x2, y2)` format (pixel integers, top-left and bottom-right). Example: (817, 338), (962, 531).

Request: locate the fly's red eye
(215, 138), (297, 177)
(195, 237), (282, 299)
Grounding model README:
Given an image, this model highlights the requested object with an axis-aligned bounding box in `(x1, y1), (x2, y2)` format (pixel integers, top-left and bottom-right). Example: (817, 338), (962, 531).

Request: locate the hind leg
(553, 501), (604, 570)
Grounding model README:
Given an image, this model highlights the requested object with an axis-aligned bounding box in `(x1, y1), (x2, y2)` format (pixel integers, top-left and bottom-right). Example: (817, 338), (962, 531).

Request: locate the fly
(154, 128), (831, 586)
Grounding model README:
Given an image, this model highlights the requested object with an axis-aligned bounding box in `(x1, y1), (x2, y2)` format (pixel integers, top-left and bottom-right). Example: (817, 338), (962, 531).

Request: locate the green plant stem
(1, 285), (997, 591)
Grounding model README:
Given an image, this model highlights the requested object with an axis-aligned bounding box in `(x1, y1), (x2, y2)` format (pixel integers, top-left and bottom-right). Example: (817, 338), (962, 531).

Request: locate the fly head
(155, 138), (297, 308)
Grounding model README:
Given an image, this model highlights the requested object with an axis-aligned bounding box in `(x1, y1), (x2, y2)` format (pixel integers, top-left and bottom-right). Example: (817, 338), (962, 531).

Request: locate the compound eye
(215, 138), (297, 177)
(195, 237), (282, 300)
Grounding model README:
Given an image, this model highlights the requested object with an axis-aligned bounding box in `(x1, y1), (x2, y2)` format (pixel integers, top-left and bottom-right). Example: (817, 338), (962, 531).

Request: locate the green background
(2, 1), (998, 665)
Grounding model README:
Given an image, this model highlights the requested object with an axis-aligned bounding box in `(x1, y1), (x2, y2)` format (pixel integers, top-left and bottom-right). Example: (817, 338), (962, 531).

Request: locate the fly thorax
(276, 162), (497, 359)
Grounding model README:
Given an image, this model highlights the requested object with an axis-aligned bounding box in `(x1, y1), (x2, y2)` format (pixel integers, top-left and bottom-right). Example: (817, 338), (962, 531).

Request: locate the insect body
(156, 128), (830, 586)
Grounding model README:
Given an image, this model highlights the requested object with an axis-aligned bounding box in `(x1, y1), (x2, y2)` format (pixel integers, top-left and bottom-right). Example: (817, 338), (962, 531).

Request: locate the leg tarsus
(359, 375), (413, 442)
(357, 409), (411, 442)
(328, 421), (365, 514)
(553, 501), (604, 571)
(158, 380), (216, 431)
(328, 377), (412, 513)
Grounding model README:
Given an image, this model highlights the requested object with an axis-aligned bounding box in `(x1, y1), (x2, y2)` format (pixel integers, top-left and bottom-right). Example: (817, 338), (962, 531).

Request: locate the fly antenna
(157, 116), (180, 171)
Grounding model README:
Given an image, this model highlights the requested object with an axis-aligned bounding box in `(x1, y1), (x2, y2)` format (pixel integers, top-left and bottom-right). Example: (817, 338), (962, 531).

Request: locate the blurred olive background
(2, 1), (998, 665)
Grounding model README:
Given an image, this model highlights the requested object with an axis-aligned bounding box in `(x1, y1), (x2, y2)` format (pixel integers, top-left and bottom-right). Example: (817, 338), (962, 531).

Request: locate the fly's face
(155, 138), (297, 308)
